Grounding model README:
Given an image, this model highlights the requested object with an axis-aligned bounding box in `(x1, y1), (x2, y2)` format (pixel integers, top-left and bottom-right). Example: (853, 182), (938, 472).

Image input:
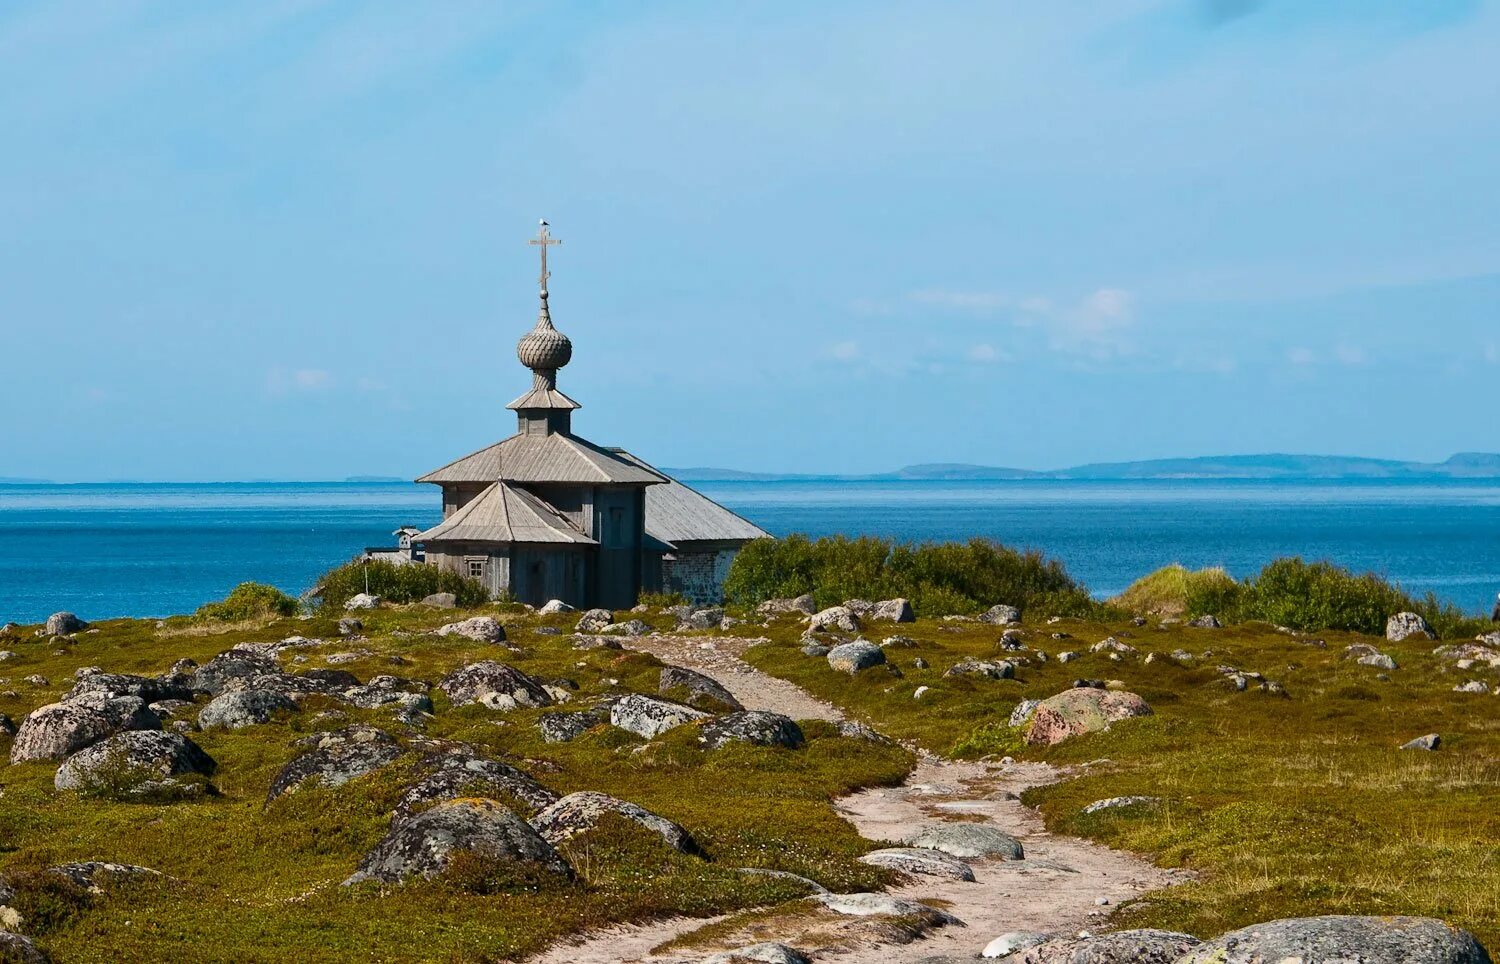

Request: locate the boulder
(537, 707), (612, 743)
(299, 668), (361, 689)
(44, 612), (87, 636)
(659, 666), (744, 712)
(1091, 637), (1137, 655)
(571, 634), (623, 651)
(9, 694), (161, 763)
(66, 672), (192, 704)
(0, 713), (15, 736)
(344, 593), (380, 611)
(337, 617), (363, 636)
(841, 599), (875, 618)
(1178, 915), (1492, 964)
(575, 608), (613, 633)
(1025, 687), (1152, 746)
(420, 592), (457, 609)
(814, 892), (962, 925)
(1081, 795), (1161, 815)
(757, 595), (817, 617)
(54, 730), (215, 796)
(436, 617), (507, 644)
(1359, 653), (1399, 671)
(439, 661), (551, 710)
(1002, 929), (1200, 962)
(601, 619), (651, 637)
(944, 658), (1015, 680)
(1009, 699), (1041, 728)
(704, 943), (810, 964)
(344, 799), (571, 885)
(699, 711), (804, 750)
(1387, 611), (1436, 641)
(858, 847), (974, 881)
(905, 824), (1024, 859)
(1453, 680), (1490, 694)
(982, 932), (1049, 958)
(1188, 614), (1222, 629)
(0, 933), (50, 964)
(800, 642), (830, 657)
(340, 676), (434, 719)
(869, 598), (915, 623)
(676, 607), (725, 631)
(537, 598), (574, 614)
(809, 606), (861, 633)
(979, 604), (1022, 626)
(190, 650), (282, 695)
(609, 694), (709, 739)
(45, 861), (164, 893)
(530, 790), (697, 853)
(266, 725), (405, 803)
(198, 690), (299, 730)
(827, 640), (886, 674)
(395, 746), (558, 817)
(1401, 734), (1441, 751)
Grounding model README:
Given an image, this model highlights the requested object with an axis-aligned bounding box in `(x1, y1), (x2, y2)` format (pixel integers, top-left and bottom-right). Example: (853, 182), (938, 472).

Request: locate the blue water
(2, 480), (1499, 624)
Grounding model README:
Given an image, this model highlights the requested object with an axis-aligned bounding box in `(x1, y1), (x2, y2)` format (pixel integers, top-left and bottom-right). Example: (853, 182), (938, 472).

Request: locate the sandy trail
(525, 634), (1180, 963)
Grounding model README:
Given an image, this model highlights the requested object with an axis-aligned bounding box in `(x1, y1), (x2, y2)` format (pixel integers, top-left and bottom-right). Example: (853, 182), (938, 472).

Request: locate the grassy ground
(0, 607), (910, 962)
(737, 613), (1500, 947)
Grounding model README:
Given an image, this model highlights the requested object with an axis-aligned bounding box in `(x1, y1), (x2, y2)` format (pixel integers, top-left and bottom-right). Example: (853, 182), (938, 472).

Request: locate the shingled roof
(413, 481), (595, 545)
(613, 450), (771, 544)
(416, 433), (667, 485)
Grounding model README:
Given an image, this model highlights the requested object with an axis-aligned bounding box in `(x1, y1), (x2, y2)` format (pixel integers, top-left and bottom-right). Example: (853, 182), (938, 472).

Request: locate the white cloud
(267, 367), (333, 395)
(1287, 347), (1317, 366)
(967, 343), (1008, 363)
(829, 340), (860, 361)
(1334, 343), (1368, 366)
(1047, 287), (1135, 360)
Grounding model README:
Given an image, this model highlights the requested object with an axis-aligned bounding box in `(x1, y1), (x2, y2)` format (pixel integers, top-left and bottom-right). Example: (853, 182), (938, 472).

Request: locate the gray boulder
(266, 725), (405, 803)
(1179, 915), (1492, 964)
(537, 598), (574, 614)
(810, 606), (861, 633)
(340, 675), (434, 720)
(395, 746), (558, 817)
(870, 598), (915, 623)
(905, 823), (1024, 860)
(827, 640), (886, 674)
(0, 932), (50, 963)
(420, 592), (457, 608)
(439, 661), (551, 710)
(190, 650), (281, 695)
(858, 847), (974, 881)
(66, 672), (193, 704)
(537, 706), (612, 743)
(979, 604), (1022, 626)
(344, 798), (571, 885)
(10, 694), (161, 763)
(1359, 653), (1399, 671)
(814, 892), (962, 925)
(982, 932), (1049, 958)
(45, 612), (87, 636)
(699, 711), (804, 750)
(45, 861), (164, 893)
(676, 607), (725, 631)
(344, 593), (379, 610)
(530, 790), (697, 853)
(602, 619), (651, 637)
(1081, 795), (1161, 815)
(1001, 929), (1200, 962)
(436, 616), (506, 644)
(704, 943), (810, 964)
(1401, 734), (1441, 751)
(659, 665), (743, 712)
(944, 657), (1015, 680)
(609, 694), (709, 739)
(198, 689), (298, 730)
(54, 730), (215, 796)
(1387, 611), (1436, 642)
(1009, 698), (1042, 728)
(1454, 680), (1490, 694)
(575, 608), (613, 633)
(337, 617), (363, 636)
(1188, 614), (1222, 629)
(757, 595), (817, 617)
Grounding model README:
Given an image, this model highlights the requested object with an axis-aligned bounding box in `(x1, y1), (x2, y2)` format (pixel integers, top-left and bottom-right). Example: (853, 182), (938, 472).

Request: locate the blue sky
(3, 0), (1498, 480)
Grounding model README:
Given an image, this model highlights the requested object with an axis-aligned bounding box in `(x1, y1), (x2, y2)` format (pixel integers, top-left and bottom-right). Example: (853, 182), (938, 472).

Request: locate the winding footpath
(528, 634), (1182, 964)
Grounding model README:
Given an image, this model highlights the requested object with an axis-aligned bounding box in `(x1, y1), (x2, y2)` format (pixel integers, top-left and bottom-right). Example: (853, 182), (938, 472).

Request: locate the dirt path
(526, 634), (1182, 963)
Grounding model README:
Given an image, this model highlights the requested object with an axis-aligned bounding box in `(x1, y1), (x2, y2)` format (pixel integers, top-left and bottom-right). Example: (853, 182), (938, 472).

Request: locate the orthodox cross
(529, 220), (561, 294)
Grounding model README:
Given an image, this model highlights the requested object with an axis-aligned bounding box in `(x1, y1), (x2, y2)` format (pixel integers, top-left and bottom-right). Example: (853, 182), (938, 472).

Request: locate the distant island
(665, 452), (1500, 482)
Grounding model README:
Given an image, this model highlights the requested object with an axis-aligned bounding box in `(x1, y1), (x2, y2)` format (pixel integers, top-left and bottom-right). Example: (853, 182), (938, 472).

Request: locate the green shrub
(638, 590), (689, 609)
(315, 559), (489, 609)
(194, 582), (298, 622)
(1112, 564), (1241, 618)
(723, 535), (1096, 618)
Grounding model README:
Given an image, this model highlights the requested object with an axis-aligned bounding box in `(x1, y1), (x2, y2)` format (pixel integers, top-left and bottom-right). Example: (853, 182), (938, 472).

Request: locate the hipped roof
(417, 432), (667, 485)
(613, 450), (771, 544)
(413, 481), (595, 545)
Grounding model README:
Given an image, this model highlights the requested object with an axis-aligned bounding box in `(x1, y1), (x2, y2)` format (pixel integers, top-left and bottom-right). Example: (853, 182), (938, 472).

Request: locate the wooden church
(412, 222), (767, 609)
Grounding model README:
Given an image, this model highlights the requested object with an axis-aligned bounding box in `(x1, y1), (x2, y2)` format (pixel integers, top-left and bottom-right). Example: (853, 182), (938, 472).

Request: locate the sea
(3, 479), (1499, 625)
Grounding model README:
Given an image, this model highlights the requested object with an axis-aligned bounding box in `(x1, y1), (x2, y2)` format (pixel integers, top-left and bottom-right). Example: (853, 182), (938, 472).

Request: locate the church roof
(413, 481), (595, 545)
(506, 386), (582, 411)
(416, 432), (667, 485)
(613, 450), (772, 544)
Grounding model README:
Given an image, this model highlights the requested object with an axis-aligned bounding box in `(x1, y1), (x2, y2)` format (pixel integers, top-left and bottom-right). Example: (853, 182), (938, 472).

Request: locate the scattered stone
(1453, 680), (1489, 694)
(537, 706), (611, 743)
(837, 721), (890, 742)
(345, 798), (570, 885)
(23, 674), (49, 687)
(858, 847), (974, 881)
(870, 598), (915, 622)
(1170, 649), (1195, 661)
(199, 690), (299, 730)
(337, 617), (363, 636)
(439, 661), (551, 710)
(1026, 687), (1153, 746)
(44, 612), (87, 636)
(757, 595), (817, 616)
(54, 730), (215, 797)
(1401, 734), (1441, 751)
(1386, 611), (1436, 642)
(944, 657), (1015, 680)
(982, 931), (1050, 958)
(396, 745), (558, 817)
(809, 606), (861, 633)
(572, 634), (623, 651)
(0, 714), (15, 736)
(601, 619), (651, 636)
(574, 608), (613, 633)
(530, 790), (696, 853)
(800, 642), (831, 657)
(0, 933), (48, 964)
(609, 694), (709, 739)
(436, 616), (507, 644)
(1178, 914), (1491, 964)
(340, 675), (434, 719)
(344, 593), (380, 611)
(420, 592), (457, 609)
(266, 725), (405, 803)
(814, 892), (962, 926)
(657, 666), (743, 712)
(1003, 929), (1200, 963)
(190, 650), (281, 695)
(45, 861), (164, 893)
(9, 694), (161, 763)
(677, 607), (724, 631)
(905, 823), (1024, 859)
(699, 711), (804, 750)
(827, 640), (886, 674)
(67, 672), (192, 704)
(978, 604), (1022, 626)
(1081, 795), (1161, 815)
(1188, 614), (1222, 629)
(1009, 698), (1041, 728)
(704, 942), (810, 964)
(1091, 637), (1137, 655)
(1359, 653), (1399, 671)
(1057, 651), (1079, 663)
(913, 656), (929, 669)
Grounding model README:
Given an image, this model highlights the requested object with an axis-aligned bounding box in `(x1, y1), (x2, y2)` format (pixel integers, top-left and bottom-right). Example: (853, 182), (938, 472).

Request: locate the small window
(467, 559), (486, 579)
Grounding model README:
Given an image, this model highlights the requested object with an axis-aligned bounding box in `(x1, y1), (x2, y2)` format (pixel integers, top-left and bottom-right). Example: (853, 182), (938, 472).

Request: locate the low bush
(723, 534), (1097, 618)
(194, 582), (298, 622)
(315, 559), (489, 609)
(1112, 564), (1240, 618)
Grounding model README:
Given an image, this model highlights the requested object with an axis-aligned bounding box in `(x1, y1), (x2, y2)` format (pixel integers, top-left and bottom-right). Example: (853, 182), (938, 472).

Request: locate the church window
(467, 558), (486, 579)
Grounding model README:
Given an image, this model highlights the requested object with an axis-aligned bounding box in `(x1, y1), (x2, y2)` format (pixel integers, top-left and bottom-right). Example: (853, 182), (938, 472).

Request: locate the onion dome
(517, 298), (573, 372)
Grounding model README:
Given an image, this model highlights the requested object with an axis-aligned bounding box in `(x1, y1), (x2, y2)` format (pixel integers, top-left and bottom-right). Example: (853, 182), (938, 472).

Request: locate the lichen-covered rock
(979, 604), (1022, 626)
(601, 618), (651, 636)
(395, 746), (558, 817)
(44, 612), (87, 636)
(983, 931), (1050, 958)
(1009, 698), (1041, 728)
(944, 657), (1015, 680)
(608, 694), (709, 739)
(1179, 915), (1491, 964)
(66, 673), (193, 704)
(1188, 614), (1223, 629)
(809, 606), (861, 633)
(530, 791), (697, 853)
(814, 892), (962, 925)
(339, 676), (434, 719)
(420, 592), (457, 609)
(54, 730), (215, 796)
(858, 847), (974, 881)
(537, 598), (574, 614)
(704, 942), (811, 964)
(10, 694), (161, 763)
(757, 595), (817, 617)
(45, 861), (165, 893)
(436, 617), (506, 644)
(344, 799), (571, 885)
(870, 598), (915, 622)
(190, 650), (281, 695)
(1025, 687), (1152, 746)
(1401, 734), (1441, 751)
(1453, 680), (1490, 694)
(905, 823), (1023, 859)
(575, 608), (613, 633)
(1387, 611), (1436, 642)
(676, 607), (725, 631)
(537, 706), (612, 743)
(570, 634), (623, 651)
(1002, 928), (1199, 962)
(826, 640), (885, 674)
(659, 666), (743, 712)
(1091, 637), (1138, 655)
(439, 661), (551, 711)
(344, 593), (380, 611)
(1081, 795), (1161, 815)
(337, 617), (363, 636)
(266, 725), (405, 803)
(298, 668), (361, 690)
(198, 690), (299, 730)
(699, 711), (804, 750)
(0, 932), (50, 963)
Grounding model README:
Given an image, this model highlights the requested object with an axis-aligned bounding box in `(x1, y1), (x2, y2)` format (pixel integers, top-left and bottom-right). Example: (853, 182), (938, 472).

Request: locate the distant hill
(665, 453), (1500, 483)
(0, 477), (52, 484)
